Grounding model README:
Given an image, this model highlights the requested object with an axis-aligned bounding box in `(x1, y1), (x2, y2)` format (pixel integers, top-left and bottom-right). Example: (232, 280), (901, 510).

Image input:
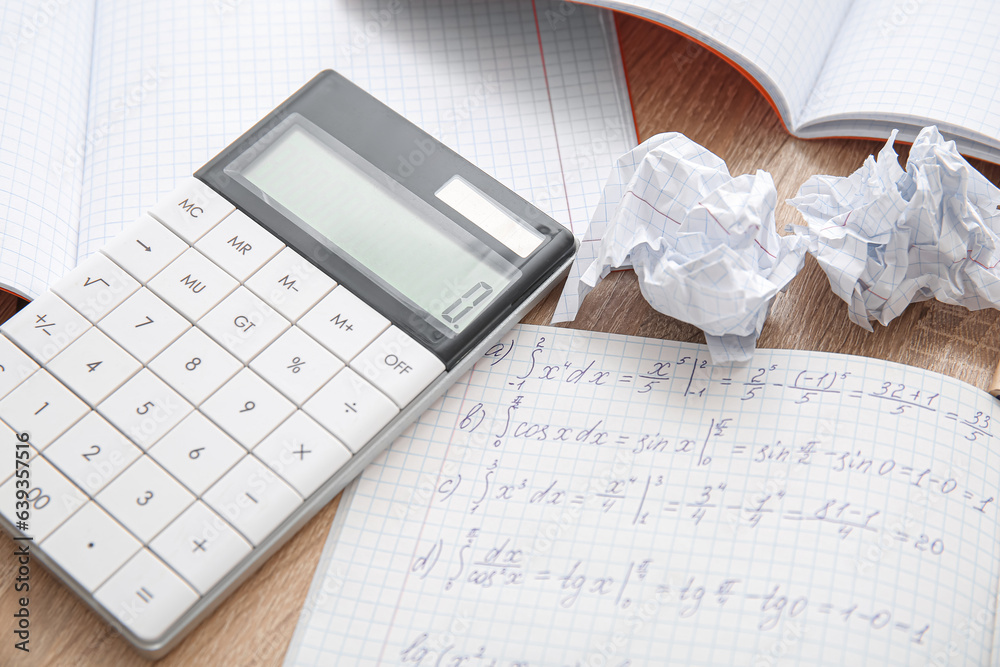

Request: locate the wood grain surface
(2, 13), (999, 666)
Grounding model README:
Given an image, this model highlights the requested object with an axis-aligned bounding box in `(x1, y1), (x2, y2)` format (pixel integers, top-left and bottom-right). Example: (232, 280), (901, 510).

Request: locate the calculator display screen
(230, 117), (518, 335)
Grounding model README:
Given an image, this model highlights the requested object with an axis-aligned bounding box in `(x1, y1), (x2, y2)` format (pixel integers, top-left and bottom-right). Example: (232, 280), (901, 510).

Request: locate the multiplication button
(350, 326), (444, 407)
(297, 286), (389, 361)
(149, 177), (235, 244)
(94, 549), (199, 642)
(1, 291), (89, 364)
(303, 368), (398, 452)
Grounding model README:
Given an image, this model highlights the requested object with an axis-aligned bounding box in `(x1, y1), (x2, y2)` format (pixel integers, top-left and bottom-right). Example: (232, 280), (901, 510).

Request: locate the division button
(302, 368), (398, 452)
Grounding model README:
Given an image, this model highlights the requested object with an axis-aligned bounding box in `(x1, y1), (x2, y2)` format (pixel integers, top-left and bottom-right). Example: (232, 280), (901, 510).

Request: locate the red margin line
(531, 0), (574, 228)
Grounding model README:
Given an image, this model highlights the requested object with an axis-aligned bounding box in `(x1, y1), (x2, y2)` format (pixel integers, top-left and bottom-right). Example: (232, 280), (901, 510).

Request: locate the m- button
(350, 326), (444, 407)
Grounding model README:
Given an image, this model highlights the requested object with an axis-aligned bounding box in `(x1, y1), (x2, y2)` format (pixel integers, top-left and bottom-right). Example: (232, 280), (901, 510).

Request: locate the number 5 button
(350, 327), (444, 407)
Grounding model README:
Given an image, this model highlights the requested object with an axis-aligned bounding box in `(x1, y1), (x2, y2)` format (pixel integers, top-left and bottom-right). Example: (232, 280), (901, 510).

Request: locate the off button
(350, 327), (444, 407)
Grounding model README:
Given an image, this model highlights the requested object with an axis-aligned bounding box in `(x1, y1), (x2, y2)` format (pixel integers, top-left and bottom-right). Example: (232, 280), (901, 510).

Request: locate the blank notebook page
(802, 0), (1000, 148)
(286, 324), (999, 666)
(75, 0), (635, 265)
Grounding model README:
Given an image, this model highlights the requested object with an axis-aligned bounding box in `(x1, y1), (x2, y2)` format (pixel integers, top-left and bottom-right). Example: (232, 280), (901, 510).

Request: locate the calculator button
(1, 291), (90, 364)
(254, 412), (352, 497)
(297, 286), (390, 361)
(0, 334), (39, 400)
(0, 455), (86, 540)
(149, 177), (235, 244)
(149, 501), (252, 594)
(148, 413), (245, 496)
(148, 248), (239, 322)
(101, 213), (188, 283)
(94, 549), (199, 642)
(51, 252), (140, 323)
(98, 370), (193, 449)
(195, 210), (285, 281)
(98, 288), (191, 363)
(0, 370), (89, 450)
(249, 327), (342, 405)
(245, 247), (336, 321)
(302, 368), (398, 452)
(148, 328), (241, 406)
(47, 328), (142, 405)
(200, 369), (295, 448)
(350, 326), (444, 407)
(45, 413), (141, 495)
(41, 502), (141, 592)
(198, 287), (289, 363)
(96, 457), (195, 543)
(203, 456), (301, 546)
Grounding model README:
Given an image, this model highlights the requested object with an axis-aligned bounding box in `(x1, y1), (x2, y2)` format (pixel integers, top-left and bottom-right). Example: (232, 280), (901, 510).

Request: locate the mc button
(350, 326), (444, 407)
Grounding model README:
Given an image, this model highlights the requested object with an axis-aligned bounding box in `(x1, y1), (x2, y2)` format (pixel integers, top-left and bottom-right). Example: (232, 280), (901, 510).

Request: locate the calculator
(0, 70), (576, 656)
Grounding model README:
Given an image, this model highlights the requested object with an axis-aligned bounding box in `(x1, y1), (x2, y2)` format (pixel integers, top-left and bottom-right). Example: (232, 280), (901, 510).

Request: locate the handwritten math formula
(324, 326), (1000, 667)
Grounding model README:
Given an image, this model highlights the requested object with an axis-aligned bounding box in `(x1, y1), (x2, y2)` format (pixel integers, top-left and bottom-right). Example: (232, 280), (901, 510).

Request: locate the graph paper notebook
(581, 0), (1000, 163)
(286, 324), (1000, 666)
(0, 0), (634, 301)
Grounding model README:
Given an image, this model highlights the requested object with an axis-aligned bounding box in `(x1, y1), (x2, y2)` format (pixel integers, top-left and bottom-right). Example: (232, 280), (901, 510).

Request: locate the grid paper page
(0, 0), (95, 299)
(800, 0), (1000, 157)
(286, 324), (1000, 666)
(73, 0), (636, 269)
(576, 0), (853, 128)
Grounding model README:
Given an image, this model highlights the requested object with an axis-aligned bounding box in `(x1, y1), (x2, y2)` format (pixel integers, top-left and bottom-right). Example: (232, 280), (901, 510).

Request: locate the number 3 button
(96, 457), (195, 543)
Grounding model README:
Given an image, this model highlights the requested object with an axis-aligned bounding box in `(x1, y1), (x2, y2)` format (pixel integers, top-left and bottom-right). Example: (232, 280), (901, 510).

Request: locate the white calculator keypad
(102, 213), (188, 283)
(41, 501), (142, 592)
(297, 286), (390, 360)
(47, 327), (142, 405)
(148, 248), (239, 321)
(195, 210), (285, 281)
(198, 287), (289, 362)
(0, 335), (39, 400)
(1, 291), (89, 363)
(45, 412), (142, 495)
(148, 327), (242, 405)
(98, 288), (191, 363)
(0, 179), (447, 647)
(149, 177), (236, 244)
(52, 252), (141, 323)
(245, 246), (336, 321)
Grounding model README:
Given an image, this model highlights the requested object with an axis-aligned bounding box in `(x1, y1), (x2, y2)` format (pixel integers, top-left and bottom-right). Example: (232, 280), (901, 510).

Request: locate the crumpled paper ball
(553, 132), (808, 363)
(788, 126), (1000, 330)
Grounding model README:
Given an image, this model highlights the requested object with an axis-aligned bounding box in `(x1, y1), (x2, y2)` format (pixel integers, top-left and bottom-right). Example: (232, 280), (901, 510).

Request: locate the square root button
(349, 327), (444, 407)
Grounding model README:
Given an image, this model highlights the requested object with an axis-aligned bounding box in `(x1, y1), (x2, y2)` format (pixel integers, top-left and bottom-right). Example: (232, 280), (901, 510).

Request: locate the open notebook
(286, 324), (1000, 666)
(587, 0), (1000, 162)
(0, 0), (635, 300)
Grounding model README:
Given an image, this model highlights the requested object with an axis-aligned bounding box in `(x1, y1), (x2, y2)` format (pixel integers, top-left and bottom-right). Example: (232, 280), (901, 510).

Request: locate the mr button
(350, 327), (444, 407)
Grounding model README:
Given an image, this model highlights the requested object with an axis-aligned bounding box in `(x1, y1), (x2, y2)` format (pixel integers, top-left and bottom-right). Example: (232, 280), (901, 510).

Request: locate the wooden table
(3, 14), (999, 665)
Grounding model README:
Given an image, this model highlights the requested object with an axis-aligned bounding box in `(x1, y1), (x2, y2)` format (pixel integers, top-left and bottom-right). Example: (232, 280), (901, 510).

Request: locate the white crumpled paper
(788, 126), (1000, 330)
(553, 133), (808, 363)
